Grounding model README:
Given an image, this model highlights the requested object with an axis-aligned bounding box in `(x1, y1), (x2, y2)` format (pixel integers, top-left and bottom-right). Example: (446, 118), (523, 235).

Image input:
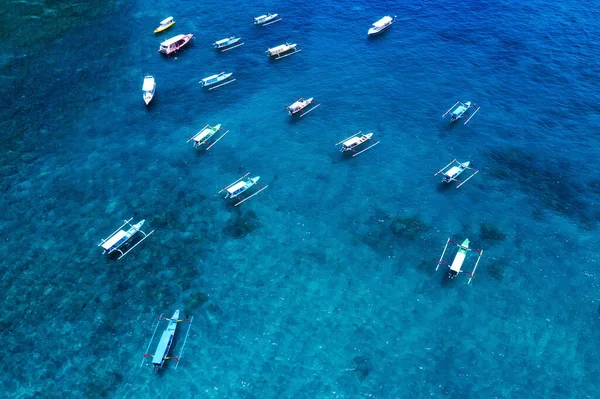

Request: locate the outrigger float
(141, 310), (193, 371)
(285, 97), (320, 117)
(200, 72), (235, 90)
(443, 100), (480, 125)
(254, 13), (281, 26)
(98, 218), (154, 259)
(266, 43), (300, 60)
(214, 36), (244, 52)
(436, 238), (483, 284)
(434, 159), (479, 188)
(219, 173), (268, 206)
(187, 123), (229, 150)
(335, 130), (380, 157)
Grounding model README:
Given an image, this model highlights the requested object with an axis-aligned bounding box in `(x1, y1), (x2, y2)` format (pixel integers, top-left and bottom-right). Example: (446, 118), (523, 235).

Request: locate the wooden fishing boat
(158, 34), (193, 55)
(142, 75), (156, 105)
(434, 159), (479, 188)
(141, 310), (194, 371)
(436, 238), (483, 284)
(214, 36), (244, 52)
(335, 131), (380, 157)
(266, 43), (300, 59)
(368, 15), (396, 36)
(199, 72), (235, 90)
(186, 123), (229, 150)
(442, 100), (480, 124)
(154, 16), (175, 34)
(98, 218), (154, 259)
(219, 173), (268, 206)
(254, 13), (281, 26)
(285, 97), (320, 117)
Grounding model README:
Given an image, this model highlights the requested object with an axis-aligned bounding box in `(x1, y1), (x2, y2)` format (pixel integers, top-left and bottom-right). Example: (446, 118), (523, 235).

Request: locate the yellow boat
(154, 16), (175, 34)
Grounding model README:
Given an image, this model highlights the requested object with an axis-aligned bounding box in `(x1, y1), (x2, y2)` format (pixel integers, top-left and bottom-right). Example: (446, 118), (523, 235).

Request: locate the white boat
(285, 97), (320, 116)
(219, 173), (268, 206)
(142, 75), (156, 105)
(154, 16), (175, 34)
(442, 100), (480, 124)
(335, 130), (380, 157)
(266, 43), (299, 59)
(158, 34), (193, 55)
(186, 123), (229, 150)
(368, 15), (396, 36)
(141, 310), (194, 371)
(214, 36), (244, 51)
(200, 72), (235, 89)
(98, 218), (154, 259)
(436, 238), (484, 284)
(254, 13), (281, 26)
(434, 159), (479, 188)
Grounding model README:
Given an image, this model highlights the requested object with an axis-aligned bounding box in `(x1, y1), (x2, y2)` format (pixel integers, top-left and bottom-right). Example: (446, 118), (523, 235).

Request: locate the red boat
(158, 34), (193, 55)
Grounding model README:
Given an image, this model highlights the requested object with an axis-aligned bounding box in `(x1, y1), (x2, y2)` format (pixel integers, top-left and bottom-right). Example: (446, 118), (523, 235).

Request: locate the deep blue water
(2, 0), (600, 397)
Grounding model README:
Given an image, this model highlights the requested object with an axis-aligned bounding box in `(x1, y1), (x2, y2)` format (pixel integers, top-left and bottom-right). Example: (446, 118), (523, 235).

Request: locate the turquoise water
(2, 0), (600, 397)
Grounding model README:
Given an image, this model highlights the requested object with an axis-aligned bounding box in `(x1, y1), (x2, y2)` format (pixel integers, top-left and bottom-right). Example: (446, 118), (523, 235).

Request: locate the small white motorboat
(436, 238), (484, 284)
(266, 43), (300, 59)
(434, 159), (479, 188)
(200, 72), (235, 90)
(442, 100), (481, 124)
(254, 13), (281, 26)
(335, 130), (380, 157)
(368, 15), (396, 36)
(141, 310), (194, 371)
(219, 173), (268, 206)
(142, 75), (156, 105)
(98, 218), (154, 259)
(214, 36), (244, 52)
(186, 123), (229, 150)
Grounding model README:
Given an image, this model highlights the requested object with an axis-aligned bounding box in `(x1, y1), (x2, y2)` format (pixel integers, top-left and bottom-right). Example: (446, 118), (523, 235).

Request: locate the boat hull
(154, 21), (175, 33)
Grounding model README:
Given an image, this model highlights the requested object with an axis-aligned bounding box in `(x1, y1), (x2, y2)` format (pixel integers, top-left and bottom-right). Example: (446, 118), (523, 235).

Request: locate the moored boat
(151, 309), (179, 371)
(434, 159), (479, 188)
(154, 16), (175, 34)
(158, 34), (193, 55)
(285, 97), (320, 116)
(200, 72), (234, 89)
(335, 130), (380, 157)
(98, 218), (154, 259)
(214, 36), (243, 51)
(187, 123), (230, 150)
(266, 43), (299, 59)
(219, 173), (269, 206)
(368, 15), (396, 36)
(254, 13), (281, 26)
(142, 75), (156, 105)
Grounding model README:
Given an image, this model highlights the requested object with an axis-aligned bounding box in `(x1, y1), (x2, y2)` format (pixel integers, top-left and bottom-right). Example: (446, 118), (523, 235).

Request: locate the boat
(141, 310), (194, 371)
(254, 13), (281, 26)
(158, 34), (193, 55)
(154, 16), (175, 34)
(285, 97), (320, 116)
(199, 72), (235, 90)
(219, 173), (268, 206)
(98, 218), (154, 259)
(335, 130), (380, 157)
(266, 43), (300, 59)
(214, 36), (244, 52)
(186, 123), (229, 150)
(434, 159), (479, 188)
(142, 75), (156, 105)
(368, 15), (396, 36)
(442, 100), (480, 125)
(436, 238), (484, 284)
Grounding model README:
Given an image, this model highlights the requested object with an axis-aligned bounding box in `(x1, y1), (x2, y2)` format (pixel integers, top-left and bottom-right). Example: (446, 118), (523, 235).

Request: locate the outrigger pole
(335, 130), (362, 146)
(219, 173), (250, 194)
(235, 184), (268, 206)
(455, 169), (479, 188)
(206, 129), (229, 150)
(436, 238), (451, 271)
(468, 249), (483, 284)
(208, 78), (236, 91)
(434, 159), (457, 176)
(463, 105), (480, 125)
(186, 124), (209, 143)
(442, 100), (461, 118)
(221, 42), (244, 52)
(116, 228), (154, 259)
(262, 17), (282, 26)
(174, 316), (194, 369)
(140, 313), (164, 367)
(275, 49), (301, 60)
(300, 102), (320, 118)
(353, 141), (379, 157)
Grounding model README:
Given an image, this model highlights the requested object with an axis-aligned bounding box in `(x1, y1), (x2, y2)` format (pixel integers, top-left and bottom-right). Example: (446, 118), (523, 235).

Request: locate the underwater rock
(389, 216), (427, 240)
(480, 223), (507, 241)
(487, 262), (505, 281)
(353, 355), (372, 382)
(188, 291), (209, 311)
(223, 210), (260, 238)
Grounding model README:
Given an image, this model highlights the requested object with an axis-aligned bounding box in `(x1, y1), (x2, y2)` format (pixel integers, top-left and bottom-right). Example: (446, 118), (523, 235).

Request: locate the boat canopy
(194, 124), (220, 142)
(202, 73), (222, 83)
(373, 16), (393, 27)
(445, 166), (461, 177)
(142, 77), (155, 91)
(101, 230), (128, 250)
(161, 34), (186, 46)
(344, 137), (362, 147)
(215, 38), (231, 45)
(227, 181), (247, 194)
(450, 250), (467, 272)
(160, 16), (174, 25)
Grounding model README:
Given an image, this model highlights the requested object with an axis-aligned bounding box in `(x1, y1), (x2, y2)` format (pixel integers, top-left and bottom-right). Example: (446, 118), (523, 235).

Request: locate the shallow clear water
(1, 0), (600, 398)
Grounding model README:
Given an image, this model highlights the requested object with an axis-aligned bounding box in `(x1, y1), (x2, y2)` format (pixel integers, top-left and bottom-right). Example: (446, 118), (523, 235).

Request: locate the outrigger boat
(434, 159), (479, 188)
(200, 72), (235, 90)
(219, 173), (268, 206)
(186, 123), (229, 150)
(158, 34), (193, 55)
(436, 238), (483, 284)
(442, 100), (480, 125)
(214, 36), (244, 52)
(98, 218), (154, 259)
(141, 310), (193, 371)
(154, 16), (175, 34)
(335, 130), (380, 157)
(254, 13), (281, 26)
(266, 43), (300, 60)
(368, 15), (396, 36)
(285, 97), (320, 117)
(142, 75), (156, 105)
